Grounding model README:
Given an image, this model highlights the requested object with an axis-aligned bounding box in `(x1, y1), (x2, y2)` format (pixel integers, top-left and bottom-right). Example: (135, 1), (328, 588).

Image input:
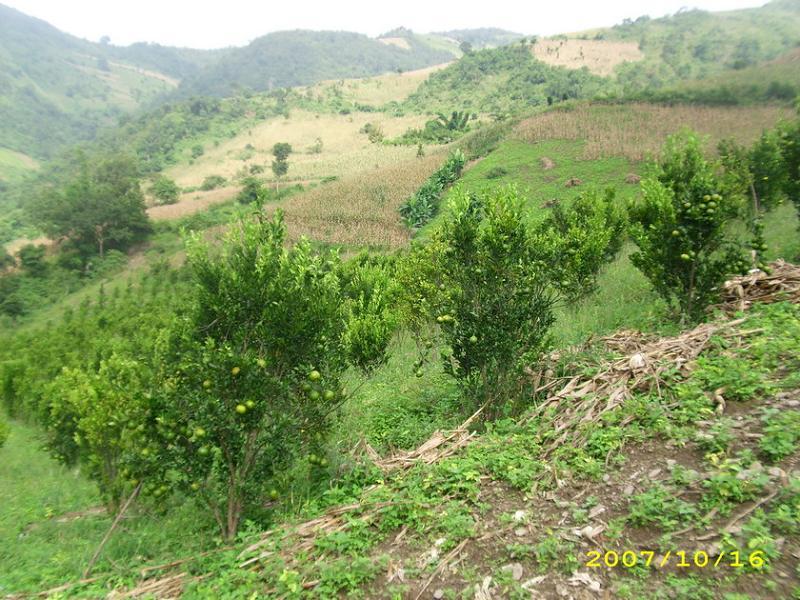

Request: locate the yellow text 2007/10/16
(586, 549), (767, 570)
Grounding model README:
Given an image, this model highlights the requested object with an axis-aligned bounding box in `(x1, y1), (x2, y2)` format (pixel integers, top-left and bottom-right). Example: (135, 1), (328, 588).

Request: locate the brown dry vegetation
(267, 152), (446, 249)
(532, 39), (643, 76)
(377, 37), (411, 50)
(165, 110), (430, 189)
(298, 63), (450, 106)
(145, 187), (238, 220)
(515, 103), (794, 161)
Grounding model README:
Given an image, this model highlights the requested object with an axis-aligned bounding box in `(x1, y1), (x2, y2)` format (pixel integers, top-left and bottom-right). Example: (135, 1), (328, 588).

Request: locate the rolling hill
(0, 3), (210, 163)
(175, 29), (457, 98)
(0, 4), (508, 184)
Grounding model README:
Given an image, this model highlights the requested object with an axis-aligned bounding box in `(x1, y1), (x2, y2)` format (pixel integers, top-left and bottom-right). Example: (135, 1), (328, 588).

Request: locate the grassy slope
(0, 420), (216, 593)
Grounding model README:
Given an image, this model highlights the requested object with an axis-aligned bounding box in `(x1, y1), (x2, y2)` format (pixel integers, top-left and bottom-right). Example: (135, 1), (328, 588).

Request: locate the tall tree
(29, 154), (151, 258)
(271, 142), (292, 193)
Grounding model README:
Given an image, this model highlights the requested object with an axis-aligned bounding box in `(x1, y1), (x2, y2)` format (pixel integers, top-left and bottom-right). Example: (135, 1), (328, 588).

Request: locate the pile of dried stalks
(717, 260), (800, 313)
(525, 317), (750, 458)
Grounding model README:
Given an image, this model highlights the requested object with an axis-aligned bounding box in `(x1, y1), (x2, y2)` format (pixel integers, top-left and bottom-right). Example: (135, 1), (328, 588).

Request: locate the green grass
(0, 419), (102, 592)
(458, 139), (638, 220)
(0, 419), (217, 594)
(416, 138), (639, 241)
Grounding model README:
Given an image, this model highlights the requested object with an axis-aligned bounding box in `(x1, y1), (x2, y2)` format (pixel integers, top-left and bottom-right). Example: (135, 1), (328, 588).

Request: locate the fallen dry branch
(716, 260), (800, 313)
(414, 539), (470, 600)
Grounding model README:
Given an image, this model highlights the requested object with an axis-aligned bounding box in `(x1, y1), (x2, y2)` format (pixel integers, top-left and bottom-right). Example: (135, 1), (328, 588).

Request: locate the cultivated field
(298, 63), (450, 106)
(515, 103), (794, 160)
(532, 38), (643, 75)
(165, 110), (430, 189)
(271, 152), (447, 249)
(145, 186), (239, 220)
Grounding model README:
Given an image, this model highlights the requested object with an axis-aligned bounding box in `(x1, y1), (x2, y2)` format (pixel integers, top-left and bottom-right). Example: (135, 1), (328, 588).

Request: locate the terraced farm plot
(532, 38), (643, 75)
(164, 110), (429, 189)
(514, 103), (794, 161)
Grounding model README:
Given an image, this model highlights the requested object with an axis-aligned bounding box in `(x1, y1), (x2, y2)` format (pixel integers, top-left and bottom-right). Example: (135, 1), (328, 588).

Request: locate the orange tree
(398, 186), (625, 417)
(629, 132), (748, 323)
(133, 211), (360, 540)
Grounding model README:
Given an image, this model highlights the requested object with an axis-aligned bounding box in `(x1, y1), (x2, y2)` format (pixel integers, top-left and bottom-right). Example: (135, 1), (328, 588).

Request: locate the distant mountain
(0, 6), (475, 170)
(0, 3), (212, 163)
(432, 28), (524, 49)
(176, 30), (455, 98)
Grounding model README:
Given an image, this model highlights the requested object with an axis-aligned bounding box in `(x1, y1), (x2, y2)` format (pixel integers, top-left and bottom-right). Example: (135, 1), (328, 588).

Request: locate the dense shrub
(400, 187), (556, 416)
(399, 149), (466, 228)
(151, 175), (181, 205)
(338, 253), (401, 373)
(0, 416), (8, 448)
(200, 175), (227, 191)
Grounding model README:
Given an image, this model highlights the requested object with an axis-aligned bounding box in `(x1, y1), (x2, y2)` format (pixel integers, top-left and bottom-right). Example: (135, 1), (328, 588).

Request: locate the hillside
(603, 0), (800, 92)
(7, 272), (800, 598)
(402, 43), (607, 115)
(402, 1), (800, 117)
(0, 3), (200, 166)
(176, 30), (456, 98)
(3, 3), (800, 597)
(0, 4), (501, 182)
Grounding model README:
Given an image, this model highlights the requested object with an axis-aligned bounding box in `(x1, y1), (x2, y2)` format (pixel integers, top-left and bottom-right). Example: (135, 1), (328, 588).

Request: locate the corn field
(267, 152), (446, 249)
(514, 103), (794, 161)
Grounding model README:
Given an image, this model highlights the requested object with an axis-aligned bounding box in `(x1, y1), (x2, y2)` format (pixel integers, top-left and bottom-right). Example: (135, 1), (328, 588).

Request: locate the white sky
(4, 0), (767, 49)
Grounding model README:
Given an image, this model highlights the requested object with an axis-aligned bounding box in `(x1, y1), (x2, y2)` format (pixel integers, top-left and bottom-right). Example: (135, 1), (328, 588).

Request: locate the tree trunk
(95, 224), (106, 258)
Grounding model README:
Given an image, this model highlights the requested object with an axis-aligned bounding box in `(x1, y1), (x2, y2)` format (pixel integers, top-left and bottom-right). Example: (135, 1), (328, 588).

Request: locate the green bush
(46, 354), (152, 511)
(535, 188), (627, 303)
(338, 253), (401, 373)
(400, 187), (557, 416)
(236, 176), (266, 205)
(629, 131), (747, 322)
(130, 211), (376, 540)
(399, 149), (466, 228)
(777, 111), (800, 223)
(151, 175), (181, 205)
(485, 166), (508, 179)
(200, 175), (227, 191)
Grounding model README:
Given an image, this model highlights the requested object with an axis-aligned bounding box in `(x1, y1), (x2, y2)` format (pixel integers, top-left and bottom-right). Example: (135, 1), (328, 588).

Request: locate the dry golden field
(514, 103), (794, 161)
(146, 187), (238, 220)
(268, 152), (447, 249)
(298, 63), (450, 107)
(165, 110), (430, 189)
(532, 39), (643, 76)
(377, 37), (411, 50)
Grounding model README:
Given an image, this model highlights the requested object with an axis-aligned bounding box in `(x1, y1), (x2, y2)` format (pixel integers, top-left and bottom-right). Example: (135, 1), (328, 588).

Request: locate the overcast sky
(5, 0), (767, 49)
